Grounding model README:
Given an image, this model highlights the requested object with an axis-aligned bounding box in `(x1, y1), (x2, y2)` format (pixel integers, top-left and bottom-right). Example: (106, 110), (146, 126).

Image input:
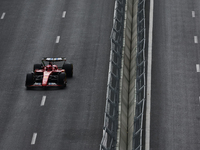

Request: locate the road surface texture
(0, 0), (114, 149)
(150, 0), (200, 150)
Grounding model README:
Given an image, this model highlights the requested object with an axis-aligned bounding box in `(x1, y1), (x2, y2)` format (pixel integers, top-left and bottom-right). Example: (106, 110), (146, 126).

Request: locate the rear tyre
(33, 64), (42, 72)
(58, 72), (66, 88)
(25, 73), (34, 89)
(62, 64), (73, 78)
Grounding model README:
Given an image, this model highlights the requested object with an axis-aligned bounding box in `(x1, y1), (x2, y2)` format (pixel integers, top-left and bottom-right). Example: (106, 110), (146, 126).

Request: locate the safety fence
(132, 0), (146, 150)
(99, 0), (126, 149)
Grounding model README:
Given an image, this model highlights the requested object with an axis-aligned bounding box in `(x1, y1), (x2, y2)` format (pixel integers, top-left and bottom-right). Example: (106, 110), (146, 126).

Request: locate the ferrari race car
(25, 57), (73, 89)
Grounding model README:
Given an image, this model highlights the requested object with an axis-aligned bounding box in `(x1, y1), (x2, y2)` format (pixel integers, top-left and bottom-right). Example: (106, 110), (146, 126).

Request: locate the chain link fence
(132, 0), (146, 150)
(100, 0), (126, 149)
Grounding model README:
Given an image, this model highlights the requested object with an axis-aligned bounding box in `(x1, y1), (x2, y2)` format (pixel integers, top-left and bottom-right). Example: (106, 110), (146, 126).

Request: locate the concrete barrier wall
(128, 0), (138, 149)
(116, 0), (138, 150)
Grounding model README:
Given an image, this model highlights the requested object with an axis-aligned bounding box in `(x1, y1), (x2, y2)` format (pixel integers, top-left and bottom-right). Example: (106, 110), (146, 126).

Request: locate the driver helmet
(53, 65), (58, 70)
(46, 65), (52, 71)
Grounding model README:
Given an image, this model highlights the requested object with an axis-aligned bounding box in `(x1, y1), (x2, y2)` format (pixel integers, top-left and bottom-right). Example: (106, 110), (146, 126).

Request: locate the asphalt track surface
(0, 0), (114, 149)
(150, 0), (200, 150)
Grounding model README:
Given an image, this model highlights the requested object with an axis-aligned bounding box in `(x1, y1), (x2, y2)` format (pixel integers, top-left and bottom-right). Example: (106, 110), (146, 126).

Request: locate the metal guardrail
(100, 0), (126, 150)
(132, 0), (146, 150)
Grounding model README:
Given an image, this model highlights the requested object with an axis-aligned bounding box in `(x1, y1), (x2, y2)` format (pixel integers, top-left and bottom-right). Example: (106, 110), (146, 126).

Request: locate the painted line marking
(56, 36), (60, 43)
(31, 133), (37, 145)
(62, 11), (66, 18)
(40, 96), (46, 106)
(199, 96), (200, 104)
(194, 36), (198, 43)
(146, 0), (154, 149)
(192, 11), (195, 17)
(1, 12), (5, 19)
(196, 64), (200, 72)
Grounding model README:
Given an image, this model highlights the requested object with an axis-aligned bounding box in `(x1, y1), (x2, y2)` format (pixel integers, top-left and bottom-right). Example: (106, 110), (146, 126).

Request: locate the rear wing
(42, 57), (66, 62)
(42, 57), (66, 66)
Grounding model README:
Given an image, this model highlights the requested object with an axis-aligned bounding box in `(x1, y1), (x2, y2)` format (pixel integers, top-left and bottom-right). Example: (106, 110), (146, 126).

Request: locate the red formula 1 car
(25, 57), (73, 89)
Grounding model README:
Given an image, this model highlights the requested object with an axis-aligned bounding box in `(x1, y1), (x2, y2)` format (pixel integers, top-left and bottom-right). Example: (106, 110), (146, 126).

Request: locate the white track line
(56, 36), (60, 43)
(194, 36), (198, 43)
(199, 96), (200, 104)
(146, 0), (154, 149)
(1, 12), (5, 19)
(196, 64), (200, 72)
(192, 11), (195, 18)
(62, 11), (66, 18)
(40, 96), (46, 106)
(31, 133), (37, 145)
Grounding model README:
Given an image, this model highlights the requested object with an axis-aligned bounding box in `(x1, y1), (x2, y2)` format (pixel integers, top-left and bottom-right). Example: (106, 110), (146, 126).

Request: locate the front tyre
(25, 73), (34, 89)
(58, 72), (66, 88)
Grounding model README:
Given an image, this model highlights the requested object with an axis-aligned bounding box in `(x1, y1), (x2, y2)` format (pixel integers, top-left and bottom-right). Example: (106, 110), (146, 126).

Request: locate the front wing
(26, 83), (66, 88)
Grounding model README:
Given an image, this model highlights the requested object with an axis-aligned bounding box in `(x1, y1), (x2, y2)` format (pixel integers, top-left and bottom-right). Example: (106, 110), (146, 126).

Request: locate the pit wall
(116, 0), (138, 150)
